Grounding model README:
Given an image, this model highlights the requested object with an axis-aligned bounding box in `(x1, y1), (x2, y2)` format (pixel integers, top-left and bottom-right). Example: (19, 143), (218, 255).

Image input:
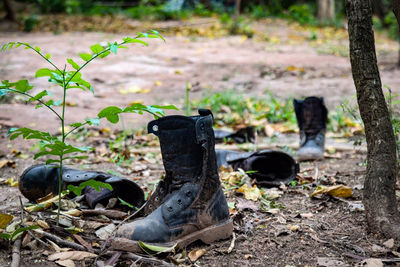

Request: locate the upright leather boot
(293, 96), (328, 161)
(113, 110), (233, 252)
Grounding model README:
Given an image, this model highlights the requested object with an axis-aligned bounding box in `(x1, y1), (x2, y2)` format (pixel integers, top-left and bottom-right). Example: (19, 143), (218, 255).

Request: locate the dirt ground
(1, 18), (400, 266)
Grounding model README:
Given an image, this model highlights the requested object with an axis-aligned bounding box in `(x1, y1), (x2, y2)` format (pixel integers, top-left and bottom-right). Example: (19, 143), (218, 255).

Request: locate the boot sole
(111, 219), (233, 253)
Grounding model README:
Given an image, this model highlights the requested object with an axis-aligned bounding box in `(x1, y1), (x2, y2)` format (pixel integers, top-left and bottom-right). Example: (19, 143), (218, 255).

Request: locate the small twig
(122, 252), (174, 267)
(81, 209), (128, 220)
(73, 234), (94, 253)
(104, 251), (122, 266)
(10, 237), (21, 267)
(27, 231), (51, 249)
(33, 229), (88, 251)
(227, 232), (236, 254)
(18, 196), (24, 223)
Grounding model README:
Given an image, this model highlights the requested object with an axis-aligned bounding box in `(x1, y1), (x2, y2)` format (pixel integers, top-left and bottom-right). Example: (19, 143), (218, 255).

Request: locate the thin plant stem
(56, 65), (68, 226)
(5, 88), (62, 121)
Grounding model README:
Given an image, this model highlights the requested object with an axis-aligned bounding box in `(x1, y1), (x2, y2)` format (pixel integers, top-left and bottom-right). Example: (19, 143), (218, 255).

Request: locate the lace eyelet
(185, 191), (191, 197)
(155, 197), (159, 201)
(177, 199), (182, 205)
(167, 206), (173, 212)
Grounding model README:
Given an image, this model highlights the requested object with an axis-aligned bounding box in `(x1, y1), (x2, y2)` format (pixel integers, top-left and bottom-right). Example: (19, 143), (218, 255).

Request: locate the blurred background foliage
(0, 0), (398, 39)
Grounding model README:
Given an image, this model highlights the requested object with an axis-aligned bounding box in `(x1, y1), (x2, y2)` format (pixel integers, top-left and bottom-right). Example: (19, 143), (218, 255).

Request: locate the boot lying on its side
(113, 109), (233, 252)
(214, 126), (255, 144)
(19, 164), (145, 208)
(216, 149), (299, 187)
(293, 96), (328, 161)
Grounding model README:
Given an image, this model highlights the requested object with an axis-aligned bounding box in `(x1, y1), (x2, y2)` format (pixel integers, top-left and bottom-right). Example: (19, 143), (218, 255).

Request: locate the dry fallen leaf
(287, 224), (300, 231)
(237, 184), (262, 201)
(0, 160), (15, 169)
(310, 185), (352, 198)
(48, 251), (97, 261)
(55, 260), (75, 267)
(0, 213), (13, 229)
(36, 220), (49, 229)
(383, 238), (394, 249)
(361, 258), (383, 267)
(188, 248), (206, 262)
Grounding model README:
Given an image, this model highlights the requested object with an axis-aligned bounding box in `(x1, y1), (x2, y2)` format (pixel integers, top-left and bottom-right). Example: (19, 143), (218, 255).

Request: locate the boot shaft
(294, 96), (328, 137)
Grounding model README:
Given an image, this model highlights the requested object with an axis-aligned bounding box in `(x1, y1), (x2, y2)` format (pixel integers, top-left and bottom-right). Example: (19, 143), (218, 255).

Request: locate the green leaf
(138, 241), (176, 255)
(79, 53), (92, 61)
(34, 46), (41, 52)
(90, 44), (103, 54)
(11, 225), (39, 241)
(28, 90), (48, 102)
(45, 159), (61, 165)
(86, 118), (100, 126)
(98, 51), (111, 59)
(70, 122), (83, 128)
(0, 233), (11, 240)
(67, 179), (113, 196)
(98, 106), (123, 123)
(67, 58), (80, 70)
(35, 68), (53, 78)
(8, 127), (56, 142)
(122, 37), (148, 46)
(45, 53), (51, 60)
(15, 80), (33, 93)
(0, 89), (10, 97)
(118, 197), (134, 208)
(109, 42), (118, 54)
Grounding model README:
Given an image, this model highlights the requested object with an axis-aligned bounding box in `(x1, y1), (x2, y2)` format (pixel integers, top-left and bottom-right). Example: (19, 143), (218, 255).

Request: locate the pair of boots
(19, 109), (233, 251)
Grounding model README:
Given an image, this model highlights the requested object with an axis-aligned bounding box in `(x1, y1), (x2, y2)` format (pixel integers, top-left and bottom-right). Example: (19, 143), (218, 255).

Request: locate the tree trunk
(3, 0), (17, 22)
(393, 0), (400, 66)
(346, 0), (400, 238)
(318, 0), (335, 21)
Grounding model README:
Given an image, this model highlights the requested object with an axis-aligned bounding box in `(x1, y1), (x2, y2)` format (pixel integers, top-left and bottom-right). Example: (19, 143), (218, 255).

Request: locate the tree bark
(318, 0), (335, 21)
(346, 0), (400, 238)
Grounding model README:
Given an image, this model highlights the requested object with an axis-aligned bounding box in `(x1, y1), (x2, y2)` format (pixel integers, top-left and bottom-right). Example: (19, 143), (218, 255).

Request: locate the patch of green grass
(192, 89), (296, 128)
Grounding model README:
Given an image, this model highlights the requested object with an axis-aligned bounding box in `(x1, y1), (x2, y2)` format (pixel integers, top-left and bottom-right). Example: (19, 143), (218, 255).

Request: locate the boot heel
(199, 219), (233, 244)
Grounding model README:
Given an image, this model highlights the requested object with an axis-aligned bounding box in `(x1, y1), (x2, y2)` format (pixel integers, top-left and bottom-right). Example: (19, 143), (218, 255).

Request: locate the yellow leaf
(65, 101), (77, 107)
(287, 224), (299, 231)
(154, 80), (162, 86)
(189, 248), (206, 262)
(0, 160), (15, 169)
(310, 185), (352, 198)
(174, 70), (183, 75)
(286, 65), (298, 72)
(237, 185), (262, 201)
(0, 213), (13, 229)
(5, 177), (18, 187)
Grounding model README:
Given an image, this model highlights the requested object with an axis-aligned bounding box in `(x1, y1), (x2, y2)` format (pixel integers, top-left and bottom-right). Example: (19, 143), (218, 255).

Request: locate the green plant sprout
(0, 30), (178, 225)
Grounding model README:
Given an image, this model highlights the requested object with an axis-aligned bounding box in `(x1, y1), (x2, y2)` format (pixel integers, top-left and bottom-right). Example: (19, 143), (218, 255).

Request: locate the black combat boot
(216, 149), (299, 187)
(19, 164), (145, 208)
(293, 96), (328, 161)
(214, 126), (256, 144)
(112, 110), (233, 252)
